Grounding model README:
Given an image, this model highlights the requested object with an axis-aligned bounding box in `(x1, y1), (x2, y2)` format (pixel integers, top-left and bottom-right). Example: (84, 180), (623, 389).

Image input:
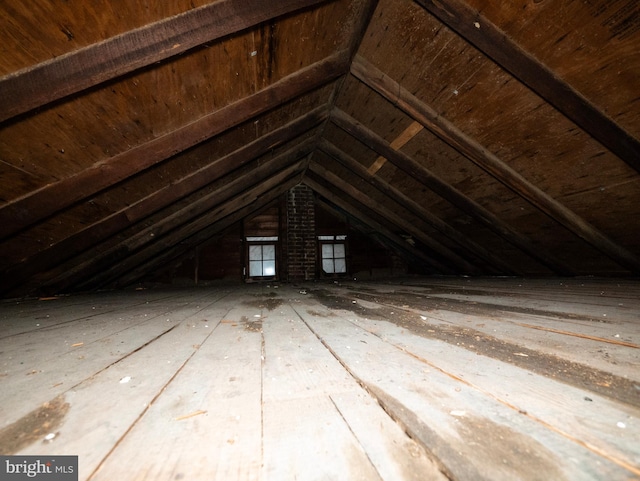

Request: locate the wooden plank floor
(0, 278), (638, 480)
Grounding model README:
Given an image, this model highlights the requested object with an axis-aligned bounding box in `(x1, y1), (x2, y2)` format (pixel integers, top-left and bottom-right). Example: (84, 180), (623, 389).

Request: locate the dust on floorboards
(0, 278), (638, 480)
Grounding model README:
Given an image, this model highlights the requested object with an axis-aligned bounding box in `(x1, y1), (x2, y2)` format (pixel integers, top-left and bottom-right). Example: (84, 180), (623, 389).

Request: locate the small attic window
(318, 235), (347, 275)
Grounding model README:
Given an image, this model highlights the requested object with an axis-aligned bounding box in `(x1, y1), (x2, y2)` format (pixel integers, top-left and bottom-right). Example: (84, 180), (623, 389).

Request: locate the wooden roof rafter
(412, 0), (640, 174)
(308, 159), (478, 273)
(317, 138), (521, 276)
(0, 105), (329, 296)
(48, 153), (310, 294)
(304, 175), (448, 273)
(0, 51), (349, 240)
(0, 0), (334, 123)
(329, 107), (578, 276)
(350, 54), (640, 274)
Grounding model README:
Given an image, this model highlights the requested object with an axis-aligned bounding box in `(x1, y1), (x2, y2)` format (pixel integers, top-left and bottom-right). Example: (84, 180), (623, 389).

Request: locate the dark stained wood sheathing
(0, 0), (639, 297)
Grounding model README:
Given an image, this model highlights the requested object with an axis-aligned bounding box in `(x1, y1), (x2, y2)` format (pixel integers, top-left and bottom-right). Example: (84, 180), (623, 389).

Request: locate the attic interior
(1, 0), (639, 479)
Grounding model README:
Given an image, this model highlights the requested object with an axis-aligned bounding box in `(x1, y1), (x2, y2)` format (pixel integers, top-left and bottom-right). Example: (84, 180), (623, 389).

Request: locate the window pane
(334, 258), (346, 273)
(249, 245), (262, 261)
(322, 244), (333, 258)
(322, 259), (335, 273)
(249, 260), (263, 277)
(334, 243), (345, 258)
(263, 261), (276, 276)
(262, 244), (276, 260)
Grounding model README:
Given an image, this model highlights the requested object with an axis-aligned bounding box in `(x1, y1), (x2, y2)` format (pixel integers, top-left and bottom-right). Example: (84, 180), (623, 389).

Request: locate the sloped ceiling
(1, 0), (639, 297)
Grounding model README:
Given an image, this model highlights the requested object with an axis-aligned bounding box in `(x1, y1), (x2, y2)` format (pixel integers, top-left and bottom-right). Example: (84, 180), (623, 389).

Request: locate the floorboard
(1, 278), (638, 480)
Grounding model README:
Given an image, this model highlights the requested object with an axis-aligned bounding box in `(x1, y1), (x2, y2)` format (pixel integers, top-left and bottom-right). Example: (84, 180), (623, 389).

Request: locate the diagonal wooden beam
(413, 0), (640, 174)
(41, 144), (313, 294)
(303, 175), (448, 274)
(0, 0), (332, 122)
(351, 55), (640, 274)
(318, 139), (521, 276)
(368, 121), (423, 175)
(330, 107), (577, 276)
(0, 105), (328, 295)
(0, 50), (349, 241)
(308, 160), (478, 273)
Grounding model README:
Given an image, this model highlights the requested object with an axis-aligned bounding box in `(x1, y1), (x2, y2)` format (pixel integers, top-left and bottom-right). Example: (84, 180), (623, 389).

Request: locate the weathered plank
(262, 299), (443, 480)
(87, 303), (263, 481)
(295, 299), (636, 481)
(0, 288), (228, 434)
(0, 0), (331, 122)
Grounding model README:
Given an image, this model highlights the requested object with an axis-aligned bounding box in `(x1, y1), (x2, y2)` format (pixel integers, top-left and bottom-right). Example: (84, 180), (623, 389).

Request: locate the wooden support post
(351, 55), (640, 274)
(330, 107), (577, 276)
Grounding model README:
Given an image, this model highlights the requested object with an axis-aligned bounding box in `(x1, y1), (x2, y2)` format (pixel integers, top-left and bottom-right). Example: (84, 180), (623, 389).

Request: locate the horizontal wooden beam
(303, 175), (447, 273)
(0, 50), (348, 241)
(317, 139), (521, 276)
(351, 55), (640, 274)
(413, 0), (640, 174)
(0, 0), (331, 122)
(0, 106), (328, 296)
(330, 107), (577, 276)
(308, 160), (477, 273)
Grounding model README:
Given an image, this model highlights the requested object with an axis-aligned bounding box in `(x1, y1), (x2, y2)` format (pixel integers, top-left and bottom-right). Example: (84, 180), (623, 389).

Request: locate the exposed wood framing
(412, 0), (640, 174)
(39, 145), (313, 294)
(330, 107), (577, 276)
(308, 160), (478, 273)
(0, 106), (328, 296)
(304, 174), (453, 274)
(351, 55), (640, 274)
(0, 51), (349, 240)
(368, 121), (423, 175)
(113, 174), (305, 289)
(317, 139), (521, 276)
(0, 0), (332, 122)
